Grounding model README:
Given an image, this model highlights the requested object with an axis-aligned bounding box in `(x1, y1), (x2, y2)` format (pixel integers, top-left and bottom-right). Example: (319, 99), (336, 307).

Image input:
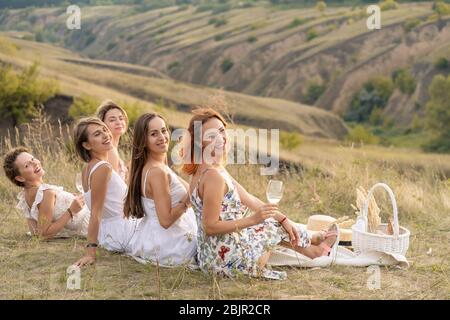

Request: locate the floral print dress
(191, 167), (310, 280)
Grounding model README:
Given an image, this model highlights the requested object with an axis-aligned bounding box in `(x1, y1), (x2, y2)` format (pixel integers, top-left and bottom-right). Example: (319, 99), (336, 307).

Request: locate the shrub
(380, 0), (399, 11)
(392, 68), (416, 95)
(345, 76), (394, 123)
(106, 42), (117, 51)
(306, 28), (318, 41)
(304, 82), (326, 104)
(287, 18), (306, 29)
(316, 1), (326, 14)
(247, 35), (257, 43)
(433, 1), (450, 16)
(346, 125), (380, 145)
(280, 131), (303, 151)
(0, 63), (58, 127)
(167, 61), (180, 71)
(214, 34), (224, 41)
(403, 18), (420, 32)
(221, 58), (234, 73)
(369, 107), (384, 126)
(68, 95), (99, 120)
(214, 18), (227, 28)
(434, 57), (449, 70)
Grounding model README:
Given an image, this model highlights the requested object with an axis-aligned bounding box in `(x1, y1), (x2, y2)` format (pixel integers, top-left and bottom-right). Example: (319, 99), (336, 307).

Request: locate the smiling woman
(72, 117), (138, 267)
(96, 100), (129, 182)
(2, 146), (90, 239)
(124, 112), (197, 266)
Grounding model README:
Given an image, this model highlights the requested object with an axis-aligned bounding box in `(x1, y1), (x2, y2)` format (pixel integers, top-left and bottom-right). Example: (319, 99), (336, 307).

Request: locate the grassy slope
(0, 33), (348, 138)
(0, 122), (449, 299)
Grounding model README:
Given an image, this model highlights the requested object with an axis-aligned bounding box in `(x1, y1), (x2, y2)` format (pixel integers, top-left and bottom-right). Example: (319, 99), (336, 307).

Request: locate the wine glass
(75, 172), (84, 193)
(266, 180), (283, 204)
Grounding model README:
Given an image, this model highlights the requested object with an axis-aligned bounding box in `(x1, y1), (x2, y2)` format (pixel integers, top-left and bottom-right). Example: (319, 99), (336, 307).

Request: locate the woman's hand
(251, 204), (278, 224)
(280, 219), (299, 247)
(74, 253), (95, 267)
(70, 195), (85, 215)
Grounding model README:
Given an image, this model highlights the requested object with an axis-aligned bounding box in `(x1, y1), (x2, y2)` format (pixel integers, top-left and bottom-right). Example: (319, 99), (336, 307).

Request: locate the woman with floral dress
(182, 108), (339, 280)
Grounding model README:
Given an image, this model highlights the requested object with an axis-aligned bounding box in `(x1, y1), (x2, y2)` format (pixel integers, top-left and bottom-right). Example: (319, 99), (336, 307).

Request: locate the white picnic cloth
(268, 224), (409, 269)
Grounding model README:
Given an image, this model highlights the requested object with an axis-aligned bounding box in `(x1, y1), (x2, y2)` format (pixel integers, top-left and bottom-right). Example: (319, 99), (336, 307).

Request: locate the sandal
(318, 223), (340, 257)
(312, 224), (339, 244)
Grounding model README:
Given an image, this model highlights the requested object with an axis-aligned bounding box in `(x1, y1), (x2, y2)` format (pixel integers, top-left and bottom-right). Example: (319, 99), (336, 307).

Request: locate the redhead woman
(182, 108), (339, 280)
(124, 113), (197, 266)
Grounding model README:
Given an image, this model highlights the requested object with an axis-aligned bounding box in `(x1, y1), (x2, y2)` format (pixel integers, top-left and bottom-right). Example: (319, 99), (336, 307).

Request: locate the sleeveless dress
(16, 184), (90, 238)
(128, 166), (197, 266)
(84, 161), (138, 252)
(191, 167), (311, 280)
(118, 158), (128, 182)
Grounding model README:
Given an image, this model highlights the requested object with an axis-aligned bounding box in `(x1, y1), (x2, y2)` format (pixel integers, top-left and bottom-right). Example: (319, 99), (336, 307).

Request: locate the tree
(345, 76), (394, 123)
(434, 57), (449, 70)
(0, 63), (58, 127)
(423, 74), (450, 153)
(433, 0), (450, 16)
(380, 0), (399, 11)
(392, 68), (416, 95)
(316, 1), (326, 14)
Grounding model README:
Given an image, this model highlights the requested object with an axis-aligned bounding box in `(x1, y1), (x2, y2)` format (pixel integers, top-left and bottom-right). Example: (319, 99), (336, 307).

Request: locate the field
(0, 1), (449, 300)
(0, 118), (448, 299)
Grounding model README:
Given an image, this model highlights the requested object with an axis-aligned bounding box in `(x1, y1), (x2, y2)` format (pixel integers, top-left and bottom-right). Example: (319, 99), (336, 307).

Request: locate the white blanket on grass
(268, 246), (409, 269)
(268, 223), (409, 269)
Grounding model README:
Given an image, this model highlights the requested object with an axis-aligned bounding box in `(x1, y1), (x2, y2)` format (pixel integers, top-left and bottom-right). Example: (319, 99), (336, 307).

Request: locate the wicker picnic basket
(352, 183), (410, 256)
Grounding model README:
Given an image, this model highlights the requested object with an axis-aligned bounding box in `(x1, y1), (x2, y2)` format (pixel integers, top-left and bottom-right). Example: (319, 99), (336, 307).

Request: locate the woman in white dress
(3, 147), (89, 239)
(72, 117), (138, 267)
(96, 100), (129, 182)
(124, 113), (197, 266)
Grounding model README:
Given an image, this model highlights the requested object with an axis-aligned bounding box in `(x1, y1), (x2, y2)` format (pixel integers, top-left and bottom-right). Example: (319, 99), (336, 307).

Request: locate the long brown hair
(124, 112), (166, 219)
(181, 107), (227, 176)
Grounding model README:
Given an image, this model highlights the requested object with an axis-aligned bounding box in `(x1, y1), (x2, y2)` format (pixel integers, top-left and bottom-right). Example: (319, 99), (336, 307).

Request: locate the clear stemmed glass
(266, 180), (283, 204)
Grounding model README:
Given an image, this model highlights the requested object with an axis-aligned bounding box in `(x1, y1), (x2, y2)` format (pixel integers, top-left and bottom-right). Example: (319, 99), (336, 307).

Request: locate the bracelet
(280, 216), (287, 224)
(86, 243), (98, 248)
(234, 221), (240, 233)
(67, 208), (73, 219)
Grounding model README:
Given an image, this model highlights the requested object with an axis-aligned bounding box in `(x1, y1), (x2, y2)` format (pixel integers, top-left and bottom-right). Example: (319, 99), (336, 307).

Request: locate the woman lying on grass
(182, 108), (339, 280)
(3, 147), (89, 239)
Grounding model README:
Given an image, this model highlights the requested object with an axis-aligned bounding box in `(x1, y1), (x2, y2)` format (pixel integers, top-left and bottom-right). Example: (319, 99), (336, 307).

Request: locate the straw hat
(307, 214), (352, 244)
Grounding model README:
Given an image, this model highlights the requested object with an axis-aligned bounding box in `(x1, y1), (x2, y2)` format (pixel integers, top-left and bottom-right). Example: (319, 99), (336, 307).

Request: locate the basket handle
(362, 183), (400, 238)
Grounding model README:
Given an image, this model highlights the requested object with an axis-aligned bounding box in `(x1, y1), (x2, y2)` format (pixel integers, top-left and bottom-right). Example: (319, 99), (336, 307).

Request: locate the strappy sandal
(313, 224), (339, 244)
(319, 223), (339, 257)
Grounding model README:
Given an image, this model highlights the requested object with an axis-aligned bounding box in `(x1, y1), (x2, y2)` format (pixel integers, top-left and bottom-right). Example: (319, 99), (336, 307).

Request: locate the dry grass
(0, 117), (449, 300)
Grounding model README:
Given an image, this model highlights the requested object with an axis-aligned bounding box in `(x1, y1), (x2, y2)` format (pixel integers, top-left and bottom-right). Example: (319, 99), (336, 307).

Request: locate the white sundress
(16, 183), (90, 238)
(83, 161), (138, 252)
(128, 166), (197, 266)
